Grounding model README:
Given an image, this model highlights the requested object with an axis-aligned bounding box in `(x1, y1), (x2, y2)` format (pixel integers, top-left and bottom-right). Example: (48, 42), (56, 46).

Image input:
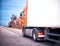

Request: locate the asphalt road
(0, 26), (59, 46)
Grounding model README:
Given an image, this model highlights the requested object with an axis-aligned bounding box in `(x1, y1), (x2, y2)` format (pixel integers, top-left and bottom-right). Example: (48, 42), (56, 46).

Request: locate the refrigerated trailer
(21, 0), (60, 43)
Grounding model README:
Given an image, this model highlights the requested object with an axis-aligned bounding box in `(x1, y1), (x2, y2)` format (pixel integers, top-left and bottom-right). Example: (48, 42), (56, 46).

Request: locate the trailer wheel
(32, 32), (38, 41)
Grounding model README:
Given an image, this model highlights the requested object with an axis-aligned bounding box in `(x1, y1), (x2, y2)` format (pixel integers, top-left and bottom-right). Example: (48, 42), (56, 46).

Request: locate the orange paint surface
(21, 0), (28, 28)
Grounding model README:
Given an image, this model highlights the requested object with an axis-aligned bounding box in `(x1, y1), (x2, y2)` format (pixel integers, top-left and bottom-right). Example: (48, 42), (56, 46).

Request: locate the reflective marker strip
(38, 35), (44, 37)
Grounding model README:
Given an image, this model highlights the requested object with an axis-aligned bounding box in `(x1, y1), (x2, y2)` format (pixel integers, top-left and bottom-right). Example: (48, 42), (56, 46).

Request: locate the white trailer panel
(27, 0), (60, 27)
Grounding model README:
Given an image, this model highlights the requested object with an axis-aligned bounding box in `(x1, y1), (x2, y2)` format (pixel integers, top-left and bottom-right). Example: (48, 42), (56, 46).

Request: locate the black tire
(32, 32), (38, 42)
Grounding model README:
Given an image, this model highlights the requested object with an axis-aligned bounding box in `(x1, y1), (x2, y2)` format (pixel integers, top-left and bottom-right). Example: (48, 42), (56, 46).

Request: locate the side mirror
(20, 13), (22, 17)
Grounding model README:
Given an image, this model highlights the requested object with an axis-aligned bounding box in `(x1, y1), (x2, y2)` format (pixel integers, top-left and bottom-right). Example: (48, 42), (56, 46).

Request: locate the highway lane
(0, 26), (59, 46)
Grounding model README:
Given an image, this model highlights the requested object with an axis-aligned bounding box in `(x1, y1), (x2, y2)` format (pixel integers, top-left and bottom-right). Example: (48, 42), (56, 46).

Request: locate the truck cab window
(20, 11), (24, 18)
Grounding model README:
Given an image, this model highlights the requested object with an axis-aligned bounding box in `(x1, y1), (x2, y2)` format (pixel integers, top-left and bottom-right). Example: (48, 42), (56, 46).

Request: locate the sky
(0, 0), (26, 26)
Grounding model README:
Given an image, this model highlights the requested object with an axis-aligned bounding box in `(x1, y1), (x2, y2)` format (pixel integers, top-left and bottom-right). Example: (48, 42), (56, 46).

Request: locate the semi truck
(21, 0), (60, 43)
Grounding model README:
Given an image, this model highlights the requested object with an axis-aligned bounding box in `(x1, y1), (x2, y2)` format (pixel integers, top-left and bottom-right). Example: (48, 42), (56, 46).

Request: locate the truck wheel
(32, 32), (38, 42)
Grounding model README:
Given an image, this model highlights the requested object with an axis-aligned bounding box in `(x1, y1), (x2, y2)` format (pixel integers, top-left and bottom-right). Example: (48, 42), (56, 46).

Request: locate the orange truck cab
(20, 1), (28, 29)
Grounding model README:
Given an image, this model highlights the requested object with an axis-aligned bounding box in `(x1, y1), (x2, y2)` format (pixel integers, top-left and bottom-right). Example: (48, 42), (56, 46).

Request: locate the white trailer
(22, 0), (60, 43)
